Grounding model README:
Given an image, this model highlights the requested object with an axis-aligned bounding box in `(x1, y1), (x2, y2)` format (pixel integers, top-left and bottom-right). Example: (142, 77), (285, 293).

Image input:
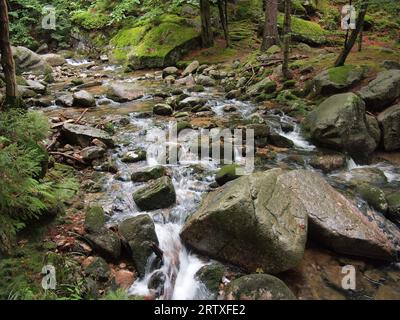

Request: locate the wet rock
(162, 66), (179, 78)
(94, 158), (118, 173)
(85, 206), (106, 234)
(215, 164), (241, 186)
(195, 262), (225, 296)
(181, 169), (308, 274)
(17, 86), (36, 98)
(119, 215), (159, 276)
(12, 46), (52, 75)
(281, 170), (400, 261)
(25, 80), (47, 94)
(178, 97), (207, 109)
(73, 90), (96, 108)
(187, 84), (204, 93)
(309, 153), (346, 173)
(133, 176), (176, 211)
(386, 192), (400, 222)
(81, 146), (106, 162)
(114, 269), (135, 289)
(41, 53), (66, 67)
(164, 75), (175, 84)
(196, 75), (216, 87)
(131, 166), (167, 183)
(209, 70), (227, 80)
(84, 257), (110, 282)
(176, 120), (192, 132)
(84, 229), (121, 261)
(268, 133), (294, 148)
(358, 70), (400, 112)
(225, 274), (296, 300)
(311, 65), (365, 96)
(304, 93), (377, 163)
(366, 114), (381, 146)
(382, 60), (400, 70)
(226, 89), (241, 100)
(247, 78), (277, 96)
(223, 105), (237, 112)
(377, 104), (400, 151)
(153, 103), (173, 116)
(148, 271), (166, 297)
(62, 123), (114, 148)
(106, 82), (144, 102)
(121, 149), (146, 163)
(33, 96), (53, 108)
(343, 167), (388, 186)
(166, 94), (189, 109)
(55, 94), (74, 107)
(182, 60), (200, 77)
(356, 184), (388, 213)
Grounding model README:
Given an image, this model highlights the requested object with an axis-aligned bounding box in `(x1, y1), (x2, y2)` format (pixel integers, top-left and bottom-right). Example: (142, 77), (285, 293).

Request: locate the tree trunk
(335, 1), (369, 67)
(200, 0), (214, 48)
(261, 0), (279, 51)
(218, 0), (230, 47)
(0, 0), (19, 109)
(282, 0), (292, 79)
(358, 27), (363, 52)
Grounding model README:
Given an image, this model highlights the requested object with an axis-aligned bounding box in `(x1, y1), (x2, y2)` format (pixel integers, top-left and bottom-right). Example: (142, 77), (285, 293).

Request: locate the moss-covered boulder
(12, 46), (52, 75)
(356, 184), (388, 213)
(304, 93), (377, 163)
(84, 257), (110, 282)
(119, 215), (159, 277)
(225, 274), (296, 300)
(386, 192), (400, 222)
(133, 176), (176, 211)
(377, 104), (400, 151)
(195, 263), (226, 297)
(85, 206), (105, 234)
(110, 15), (200, 69)
(278, 15), (328, 46)
(131, 166), (167, 183)
(311, 65), (366, 96)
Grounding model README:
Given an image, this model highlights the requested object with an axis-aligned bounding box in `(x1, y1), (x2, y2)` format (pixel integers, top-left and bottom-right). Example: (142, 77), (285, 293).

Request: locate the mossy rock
(277, 15), (328, 46)
(72, 10), (109, 31)
(386, 192), (400, 221)
(85, 206), (105, 234)
(111, 15), (200, 69)
(195, 263), (226, 296)
(131, 166), (167, 183)
(225, 274), (296, 300)
(355, 184), (388, 213)
(215, 164), (241, 186)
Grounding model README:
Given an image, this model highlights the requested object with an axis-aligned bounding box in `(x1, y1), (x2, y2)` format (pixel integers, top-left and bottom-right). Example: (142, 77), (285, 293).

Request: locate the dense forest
(0, 0), (400, 301)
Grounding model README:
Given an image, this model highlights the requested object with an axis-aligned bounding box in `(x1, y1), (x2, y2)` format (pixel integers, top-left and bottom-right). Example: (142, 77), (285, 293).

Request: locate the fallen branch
(49, 151), (85, 164)
(75, 108), (89, 123)
(151, 242), (164, 260)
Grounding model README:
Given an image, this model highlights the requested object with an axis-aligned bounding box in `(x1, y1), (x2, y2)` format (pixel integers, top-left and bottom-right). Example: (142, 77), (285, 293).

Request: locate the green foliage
(71, 10), (109, 30)
(0, 110), (78, 255)
(101, 288), (130, 300)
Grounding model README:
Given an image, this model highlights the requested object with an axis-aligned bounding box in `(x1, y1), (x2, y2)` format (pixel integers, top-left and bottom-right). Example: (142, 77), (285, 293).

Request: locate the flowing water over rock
(42, 61), (400, 300)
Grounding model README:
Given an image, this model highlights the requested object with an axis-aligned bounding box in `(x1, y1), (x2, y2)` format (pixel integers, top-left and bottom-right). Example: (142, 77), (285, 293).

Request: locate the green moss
(327, 65), (357, 85)
(110, 26), (149, 61)
(84, 206), (105, 233)
(72, 10), (109, 30)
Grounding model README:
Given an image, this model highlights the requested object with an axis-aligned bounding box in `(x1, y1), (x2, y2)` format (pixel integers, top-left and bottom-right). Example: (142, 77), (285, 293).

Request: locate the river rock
(12, 46), (52, 75)
(121, 149), (146, 163)
(180, 169), (308, 274)
(25, 80), (47, 94)
(382, 60), (400, 70)
(225, 274), (296, 300)
(311, 65), (365, 95)
(356, 184), (388, 213)
(387, 192), (400, 222)
(377, 104), (400, 151)
(304, 92), (377, 162)
(153, 103), (173, 116)
(358, 70), (400, 112)
(131, 166), (167, 183)
(366, 114), (381, 146)
(182, 60), (200, 76)
(85, 206), (106, 234)
(62, 123), (114, 148)
(84, 257), (110, 282)
(119, 215), (159, 276)
(162, 66), (179, 78)
(106, 82), (145, 102)
(84, 228), (121, 261)
(268, 133), (294, 148)
(178, 97), (207, 109)
(195, 262), (226, 296)
(55, 94), (74, 107)
(114, 269), (135, 289)
(196, 75), (216, 87)
(215, 164), (241, 186)
(81, 146), (106, 162)
(280, 170), (400, 261)
(309, 153), (347, 173)
(148, 271), (166, 297)
(247, 78), (277, 96)
(73, 90), (96, 108)
(41, 53), (66, 66)
(133, 176), (176, 211)
(340, 167), (388, 186)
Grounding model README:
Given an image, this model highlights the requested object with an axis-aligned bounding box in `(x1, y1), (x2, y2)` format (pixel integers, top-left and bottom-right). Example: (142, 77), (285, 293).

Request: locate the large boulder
(119, 215), (159, 277)
(61, 123), (114, 148)
(40, 53), (66, 67)
(11, 46), (52, 75)
(281, 170), (400, 261)
(304, 93), (377, 162)
(311, 65), (365, 96)
(247, 78), (277, 96)
(105, 82), (145, 103)
(225, 274), (296, 300)
(133, 176), (176, 211)
(131, 166), (167, 183)
(377, 104), (400, 151)
(73, 90), (96, 108)
(358, 70), (400, 112)
(180, 169), (308, 274)
(182, 60), (200, 77)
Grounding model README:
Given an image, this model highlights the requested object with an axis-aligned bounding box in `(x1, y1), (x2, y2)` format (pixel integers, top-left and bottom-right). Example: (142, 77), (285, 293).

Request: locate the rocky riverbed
(10, 44), (400, 300)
